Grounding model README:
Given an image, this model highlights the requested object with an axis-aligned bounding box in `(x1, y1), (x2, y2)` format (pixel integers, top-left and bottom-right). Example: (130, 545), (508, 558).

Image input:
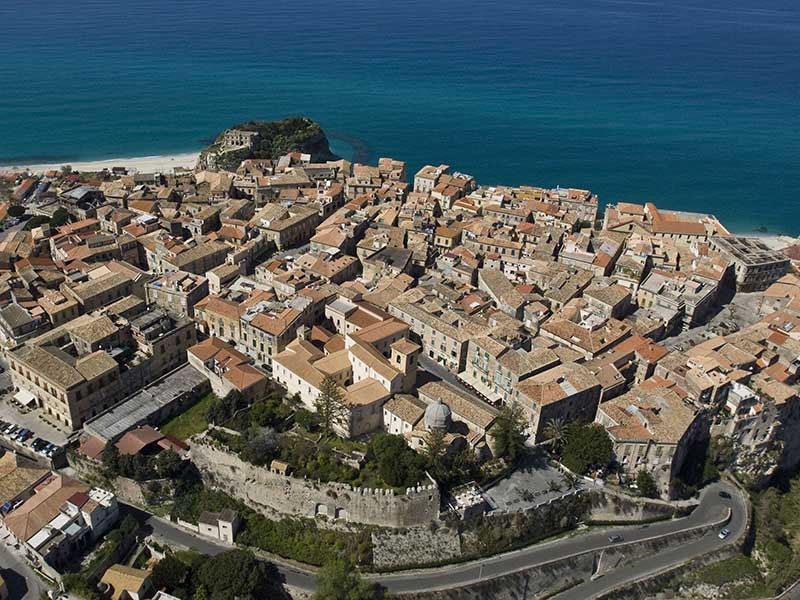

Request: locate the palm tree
(543, 417), (568, 453)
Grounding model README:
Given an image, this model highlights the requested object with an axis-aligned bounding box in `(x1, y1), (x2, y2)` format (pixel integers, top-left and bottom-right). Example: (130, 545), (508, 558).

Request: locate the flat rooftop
(711, 236), (791, 267)
(84, 363), (208, 442)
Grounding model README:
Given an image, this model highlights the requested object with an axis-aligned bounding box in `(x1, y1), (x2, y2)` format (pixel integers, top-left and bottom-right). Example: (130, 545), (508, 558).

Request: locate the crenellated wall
(190, 439), (440, 528)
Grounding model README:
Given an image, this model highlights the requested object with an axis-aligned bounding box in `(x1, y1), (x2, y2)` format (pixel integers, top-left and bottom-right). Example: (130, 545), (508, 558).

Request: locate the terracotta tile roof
(78, 435), (107, 460)
(4, 474), (89, 542)
(0, 453), (48, 504)
(101, 565), (151, 600)
(115, 425), (165, 456)
(195, 295), (241, 321)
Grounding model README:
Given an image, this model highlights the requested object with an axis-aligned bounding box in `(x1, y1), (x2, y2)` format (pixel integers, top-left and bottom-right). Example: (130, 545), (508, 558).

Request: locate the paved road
(552, 481), (747, 599)
(0, 537), (48, 600)
(127, 481), (744, 596)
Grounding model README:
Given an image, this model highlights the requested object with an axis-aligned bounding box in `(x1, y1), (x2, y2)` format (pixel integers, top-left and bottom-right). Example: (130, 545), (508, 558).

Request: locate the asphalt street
(128, 480), (744, 596)
(552, 481), (747, 599)
(0, 538), (47, 600)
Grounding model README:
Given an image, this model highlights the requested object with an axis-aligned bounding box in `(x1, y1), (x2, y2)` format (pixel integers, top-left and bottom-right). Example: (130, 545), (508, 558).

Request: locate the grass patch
(690, 555), (761, 587)
(161, 393), (216, 440)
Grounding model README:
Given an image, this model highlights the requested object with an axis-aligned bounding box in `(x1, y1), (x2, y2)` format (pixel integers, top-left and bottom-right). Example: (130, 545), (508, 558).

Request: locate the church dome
(424, 399), (451, 430)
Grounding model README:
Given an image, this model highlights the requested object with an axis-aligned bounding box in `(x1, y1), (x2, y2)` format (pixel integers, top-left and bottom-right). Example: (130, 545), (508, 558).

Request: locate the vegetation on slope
(200, 116), (338, 171)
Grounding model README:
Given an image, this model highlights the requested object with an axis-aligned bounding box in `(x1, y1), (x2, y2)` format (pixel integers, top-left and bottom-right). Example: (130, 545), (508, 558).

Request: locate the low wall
(586, 488), (695, 523)
(1, 438), (66, 469)
(191, 440), (440, 529)
(403, 512), (728, 600)
(372, 526), (462, 569)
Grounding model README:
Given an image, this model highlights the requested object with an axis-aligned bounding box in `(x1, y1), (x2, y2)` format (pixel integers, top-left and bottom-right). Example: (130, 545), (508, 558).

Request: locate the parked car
(719, 528), (731, 539)
(608, 534), (623, 543)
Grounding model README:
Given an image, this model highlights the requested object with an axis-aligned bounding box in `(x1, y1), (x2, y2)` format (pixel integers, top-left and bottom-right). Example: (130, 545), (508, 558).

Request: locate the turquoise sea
(1, 0), (798, 234)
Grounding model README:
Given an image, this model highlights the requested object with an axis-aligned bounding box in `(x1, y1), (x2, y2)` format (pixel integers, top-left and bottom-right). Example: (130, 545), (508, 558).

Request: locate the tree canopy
(561, 422), (613, 474)
(151, 554), (189, 592)
(636, 470), (659, 498)
(315, 375), (347, 437)
(193, 550), (272, 600)
(206, 390), (247, 425)
(367, 433), (425, 488)
(314, 558), (379, 600)
(491, 403), (528, 463)
(7, 204), (25, 218)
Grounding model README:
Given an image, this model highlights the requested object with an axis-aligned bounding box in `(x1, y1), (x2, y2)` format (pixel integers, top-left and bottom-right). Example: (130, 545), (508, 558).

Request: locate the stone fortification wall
(191, 440), (440, 528)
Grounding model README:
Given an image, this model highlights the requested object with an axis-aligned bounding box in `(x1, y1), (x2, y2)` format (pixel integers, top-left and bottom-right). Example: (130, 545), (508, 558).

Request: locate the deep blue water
(1, 0), (798, 234)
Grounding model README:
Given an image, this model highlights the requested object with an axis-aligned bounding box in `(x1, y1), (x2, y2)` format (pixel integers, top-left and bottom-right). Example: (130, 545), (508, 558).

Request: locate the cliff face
(198, 116), (338, 171)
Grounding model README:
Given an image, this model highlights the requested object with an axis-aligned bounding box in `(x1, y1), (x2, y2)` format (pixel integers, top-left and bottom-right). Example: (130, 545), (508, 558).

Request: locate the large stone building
(145, 270), (209, 317)
(188, 337), (269, 401)
(596, 380), (702, 497)
(9, 343), (122, 429)
(709, 236), (791, 292)
(513, 362), (601, 444)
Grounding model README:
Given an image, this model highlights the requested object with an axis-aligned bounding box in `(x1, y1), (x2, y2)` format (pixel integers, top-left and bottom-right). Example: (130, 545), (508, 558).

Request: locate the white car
(718, 528), (731, 539)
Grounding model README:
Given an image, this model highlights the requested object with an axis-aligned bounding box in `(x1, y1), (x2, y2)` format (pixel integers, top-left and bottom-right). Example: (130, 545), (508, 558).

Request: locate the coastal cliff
(198, 116), (338, 171)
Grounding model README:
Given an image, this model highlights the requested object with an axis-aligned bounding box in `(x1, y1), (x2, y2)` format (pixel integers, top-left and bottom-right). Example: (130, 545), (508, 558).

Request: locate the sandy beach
(0, 151), (200, 175)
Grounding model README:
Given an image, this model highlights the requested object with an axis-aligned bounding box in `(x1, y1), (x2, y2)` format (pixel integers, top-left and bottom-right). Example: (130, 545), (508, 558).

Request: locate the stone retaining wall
(191, 440), (440, 528)
(587, 488), (696, 523)
(403, 510), (729, 599)
(372, 526), (462, 569)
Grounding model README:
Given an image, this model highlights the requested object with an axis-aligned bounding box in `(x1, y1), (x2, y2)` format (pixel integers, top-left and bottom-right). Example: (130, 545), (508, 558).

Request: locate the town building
(145, 270), (209, 317)
(709, 236), (791, 292)
(188, 337), (269, 401)
(596, 381), (702, 496)
(513, 362), (601, 443)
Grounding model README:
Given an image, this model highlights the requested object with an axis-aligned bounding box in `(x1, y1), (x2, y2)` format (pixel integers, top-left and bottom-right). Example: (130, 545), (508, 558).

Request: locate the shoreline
(0, 151), (201, 175)
(1, 151), (798, 245)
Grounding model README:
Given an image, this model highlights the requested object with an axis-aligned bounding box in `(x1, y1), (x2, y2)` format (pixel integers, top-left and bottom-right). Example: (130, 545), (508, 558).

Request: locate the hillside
(198, 116), (338, 171)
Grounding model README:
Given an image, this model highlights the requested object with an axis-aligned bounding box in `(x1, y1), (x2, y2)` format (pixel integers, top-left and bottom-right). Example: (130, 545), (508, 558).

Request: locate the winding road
(127, 480), (750, 597)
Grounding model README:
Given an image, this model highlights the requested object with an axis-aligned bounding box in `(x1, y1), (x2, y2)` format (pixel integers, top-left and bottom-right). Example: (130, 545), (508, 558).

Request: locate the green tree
(192, 585), (208, 600)
(294, 408), (319, 431)
(367, 433), (424, 488)
(314, 558), (379, 600)
(193, 550), (271, 600)
(314, 375), (346, 437)
(636, 470), (659, 498)
(491, 403), (528, 463)
(156, 449), (183, 478)
(561, 422), (613, 475)
(7, 204), (25, 218)
(424, 427), (448, 479)
(151, 554), (189, 592)
(101, 444), (121, 479)
(206, 391), (246, 425)
(50, 207), (70, 228)
(242, 426), (279, 465)
(543, 417), (568, 452)
(23, 215), (50, 231)
(249, 396), (289, 427)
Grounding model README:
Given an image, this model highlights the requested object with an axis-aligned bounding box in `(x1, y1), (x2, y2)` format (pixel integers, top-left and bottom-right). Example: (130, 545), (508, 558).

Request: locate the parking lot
(485, 451), (580, 512)
(0, 382), (69, 462)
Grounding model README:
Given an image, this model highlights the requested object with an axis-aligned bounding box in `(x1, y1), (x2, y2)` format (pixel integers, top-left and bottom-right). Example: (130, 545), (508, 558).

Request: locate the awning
(14, 389), (37, 407)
